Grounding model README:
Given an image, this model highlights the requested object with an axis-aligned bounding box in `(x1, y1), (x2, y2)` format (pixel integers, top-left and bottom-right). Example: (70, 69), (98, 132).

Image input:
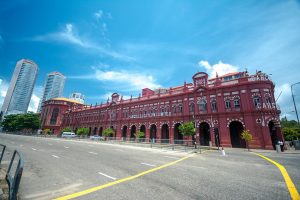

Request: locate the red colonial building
(40, 98), (83, 135)
(42, 71), (283, 149)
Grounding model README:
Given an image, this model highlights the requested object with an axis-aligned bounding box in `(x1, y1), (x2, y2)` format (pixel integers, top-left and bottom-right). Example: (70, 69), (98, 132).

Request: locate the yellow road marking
(54, 153), (198, 200)
(253, 153), (300, 200)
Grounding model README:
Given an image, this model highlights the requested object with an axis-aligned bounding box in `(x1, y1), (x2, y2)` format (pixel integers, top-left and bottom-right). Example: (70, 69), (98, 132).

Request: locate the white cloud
(28, 94), (40, 113)
(0, 79), (8, 109)
(276, 83), (300, 120)
(198, 60), (239, 78)
(32, 23), (135, 62)
(94, 10), (103, 20)
(94, 69), (161, 91)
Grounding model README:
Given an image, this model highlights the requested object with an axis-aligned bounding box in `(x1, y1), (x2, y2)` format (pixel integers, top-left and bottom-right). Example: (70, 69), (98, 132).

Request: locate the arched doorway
(199, 122), (210, 146)
(161, 124), (169, 143)
(268, 121), (278, 150)
(174, 123), (183, 144)
(99, 127), (103, 136)
(122, 126), (127, 139)
(110, 126), (115, 137)
(88, 127), (92, 136)
(93, 127), (97, 135)
(130, 125), (136, 139)
(140, 125), (146, 142)
(150, 124), (157, 142)
(229, 121), (246, 148)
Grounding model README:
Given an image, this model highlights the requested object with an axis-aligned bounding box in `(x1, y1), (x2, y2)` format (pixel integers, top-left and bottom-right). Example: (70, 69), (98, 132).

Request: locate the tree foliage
(135, 131), (145, 138)
(241, 129), (253, 151)
(281, 117), (300, 140)
(43, 128), (51, 135)
(178, 122), (195, 136)
(103, 128), (114, 137)
(1, 113), (40, 132)
(76, 127), (89, 136)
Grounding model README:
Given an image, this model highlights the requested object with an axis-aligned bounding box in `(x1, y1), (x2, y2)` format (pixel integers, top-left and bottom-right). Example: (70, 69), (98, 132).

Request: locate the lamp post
(291, 82), (300, 129)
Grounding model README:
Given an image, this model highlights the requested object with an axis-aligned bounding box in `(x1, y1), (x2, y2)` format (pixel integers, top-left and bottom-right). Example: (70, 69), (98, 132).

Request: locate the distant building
(1, 59), (38, 115)
(69, 92), (85, 104)
(41, 70), (283, 150)
(38, 72), (65, 112)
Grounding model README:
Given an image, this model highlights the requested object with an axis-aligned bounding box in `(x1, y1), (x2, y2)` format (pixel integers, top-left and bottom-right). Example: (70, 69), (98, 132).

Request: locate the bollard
(221, 147), (226, 156)
(275, 144), (281, 153)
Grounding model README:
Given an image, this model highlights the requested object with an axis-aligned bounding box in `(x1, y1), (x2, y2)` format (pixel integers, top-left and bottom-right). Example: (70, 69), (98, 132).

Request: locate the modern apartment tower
(69, 92), (85, 104)
(1, 59), (38, 115)
(37, 72), (65, 112)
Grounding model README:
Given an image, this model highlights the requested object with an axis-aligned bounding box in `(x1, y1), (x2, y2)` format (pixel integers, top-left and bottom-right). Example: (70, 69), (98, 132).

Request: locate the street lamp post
(291, 82), (300, 129)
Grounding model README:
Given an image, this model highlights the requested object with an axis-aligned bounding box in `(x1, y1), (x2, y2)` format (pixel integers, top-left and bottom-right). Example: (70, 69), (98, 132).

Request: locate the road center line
(98, 172), (116, 180)
(54, 154), (195, 200)
(52, 155), (60, 159)
(141, 162), (156, 167)
(88, 152), (98, 155)
(253, 153), (300, 200)
(32, 148), (37, 151)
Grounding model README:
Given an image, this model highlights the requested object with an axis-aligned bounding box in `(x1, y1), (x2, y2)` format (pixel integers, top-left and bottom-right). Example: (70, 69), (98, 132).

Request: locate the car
(89, 135), (103, 141)
(61, 132), (77, 138)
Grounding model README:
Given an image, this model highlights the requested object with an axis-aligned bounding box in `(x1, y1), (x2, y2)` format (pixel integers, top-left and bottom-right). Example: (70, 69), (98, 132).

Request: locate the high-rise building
(38, 72), (65, 112)
(1, 59), (38, 115)
(69, 92), (85, 104)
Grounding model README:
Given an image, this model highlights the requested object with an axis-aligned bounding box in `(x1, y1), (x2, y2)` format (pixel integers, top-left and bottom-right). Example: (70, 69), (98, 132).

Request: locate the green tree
(1, 113), (40, 132)
(241, 129), (253, 151)
(44, 128), (51, 135)
(178, 122), (195, 136)
(103, 128), (114, 137)
(62, 127), (72, 133)
(76, 127), (89, 136)
(281, 117), (300, 141)
(135, 131), (145, 141)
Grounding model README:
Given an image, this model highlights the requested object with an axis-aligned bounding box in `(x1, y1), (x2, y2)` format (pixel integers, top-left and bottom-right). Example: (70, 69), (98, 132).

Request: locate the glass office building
(1, 59), (38, 115)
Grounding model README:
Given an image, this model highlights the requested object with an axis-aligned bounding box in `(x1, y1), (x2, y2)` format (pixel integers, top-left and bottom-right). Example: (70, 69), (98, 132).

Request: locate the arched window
(225, 100), (231, 109)
(266, 96), (272, 104)
(199, 100), (207, 112)
(189, 102), (195, 113)
(211, 100), (217, 112)
(179, 104), (183, 113)
(172, 105), (177, 114)
(253, 96), (260, 108)
(234, 98), (240, 108)
(50, 108), (59, 125)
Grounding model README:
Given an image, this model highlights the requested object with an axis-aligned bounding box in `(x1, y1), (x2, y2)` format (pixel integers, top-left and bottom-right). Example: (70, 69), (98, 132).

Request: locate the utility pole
(291, 82), (300, 129)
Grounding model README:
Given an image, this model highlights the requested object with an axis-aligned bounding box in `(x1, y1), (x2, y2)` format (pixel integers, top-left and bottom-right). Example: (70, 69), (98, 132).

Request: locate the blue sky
(0, 0), (299, 120)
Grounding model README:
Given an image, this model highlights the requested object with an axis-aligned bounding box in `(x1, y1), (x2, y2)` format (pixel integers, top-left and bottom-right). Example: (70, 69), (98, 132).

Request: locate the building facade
(40, 98), (83, 135)
(1, 59), (38, 115)
(69, 92), (85, 104)
(38, 72), (66, 112)
(42, 71), (283, 149)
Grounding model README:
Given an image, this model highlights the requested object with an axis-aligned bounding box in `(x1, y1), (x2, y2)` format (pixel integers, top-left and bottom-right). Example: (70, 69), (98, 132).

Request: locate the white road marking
(88, 151), (98, 155)
(98, 172), (116, 180)
(20, 145), (23, 147)
(64, 146), (69, 149)
(115, 149), (124, 152)
(164, 156), (178, 159)
(52, 155), (60, 158)
(32, 148), (37, 151)
(88, 145), (93, 147)
(141, 162), (156, 167)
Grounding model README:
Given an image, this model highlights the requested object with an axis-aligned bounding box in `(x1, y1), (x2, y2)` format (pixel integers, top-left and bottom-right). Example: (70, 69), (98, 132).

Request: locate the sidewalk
(0, 167), (8, 200)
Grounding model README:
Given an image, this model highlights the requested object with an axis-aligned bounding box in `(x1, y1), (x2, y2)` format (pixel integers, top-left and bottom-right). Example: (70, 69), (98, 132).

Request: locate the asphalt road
(0, 133), (299, 200)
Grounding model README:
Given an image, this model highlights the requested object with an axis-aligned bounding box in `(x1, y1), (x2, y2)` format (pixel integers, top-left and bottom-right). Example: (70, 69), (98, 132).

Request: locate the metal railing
(6, 150), (24, 200)
(0, 144), (6, 166)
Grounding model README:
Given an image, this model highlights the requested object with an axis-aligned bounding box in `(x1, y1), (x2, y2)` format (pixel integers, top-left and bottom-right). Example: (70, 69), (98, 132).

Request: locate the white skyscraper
(1, 59), (38, 115)
(38, 72), (66, 112)
(69, 92), (85, 104)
